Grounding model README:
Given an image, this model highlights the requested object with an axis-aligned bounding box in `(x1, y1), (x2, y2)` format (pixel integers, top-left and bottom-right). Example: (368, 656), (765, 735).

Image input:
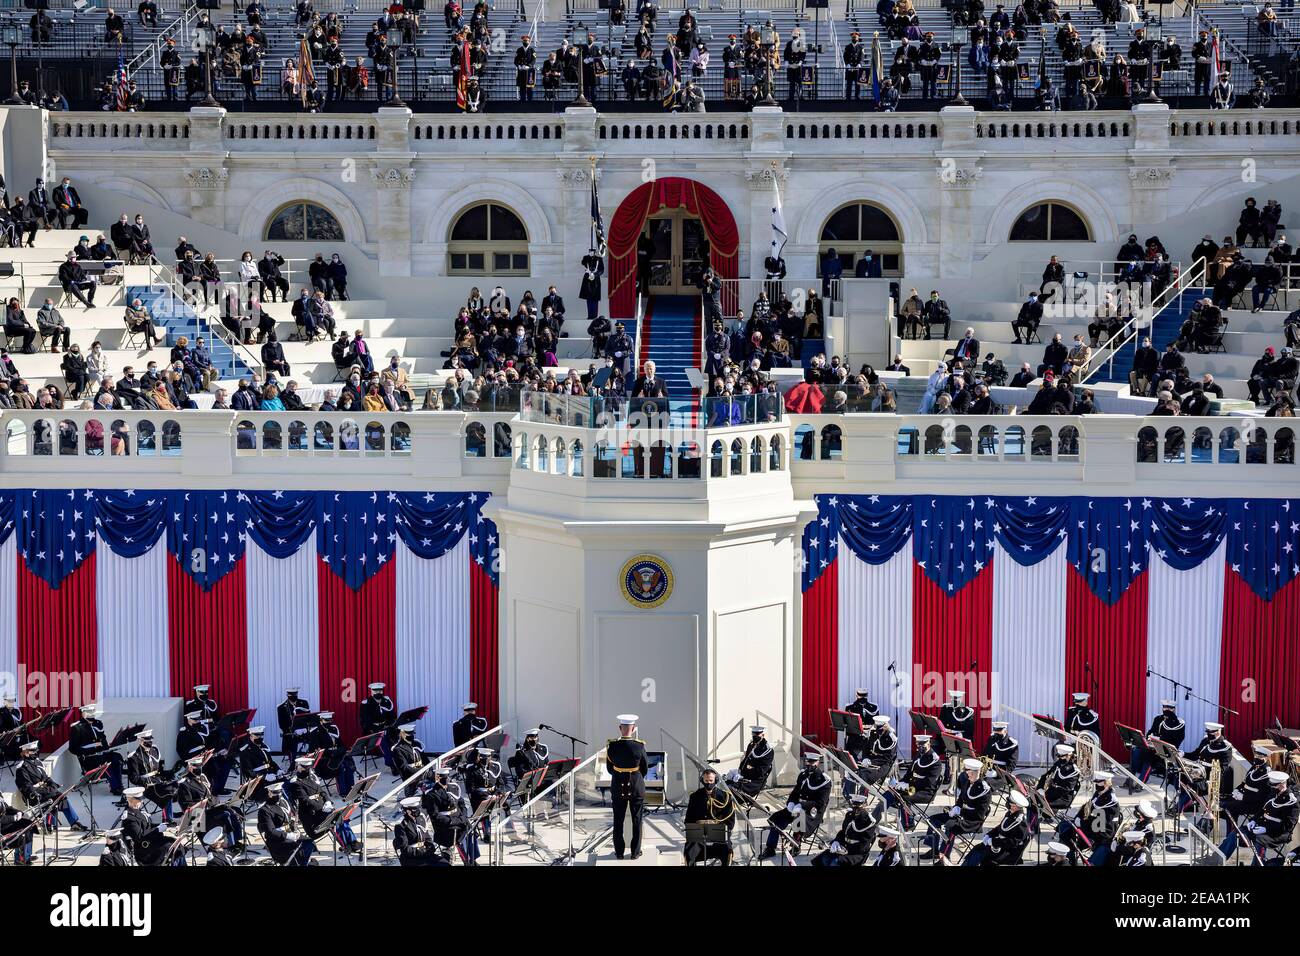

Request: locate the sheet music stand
(1147, 738), (1189, 854)
(911, 711), (946, 746)
(34, 707), (71, 734)
(343, 773), (380, 806)
(350, 731), (385, 778)
(829, 709), (865, 736)
(478, 731), (509, 754)
(393, 707), (428, 730)
(107, 723), (146, 751)
(513, 766), (546, 801)
(684, 821), (731, 865)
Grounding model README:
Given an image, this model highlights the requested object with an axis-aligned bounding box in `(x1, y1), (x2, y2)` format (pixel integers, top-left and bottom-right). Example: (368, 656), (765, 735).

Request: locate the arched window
(819, 202), (903, 276)
(264, 201), (345, 242)
(448, 202), (529, 275)
(1009, 202), (1090, 242)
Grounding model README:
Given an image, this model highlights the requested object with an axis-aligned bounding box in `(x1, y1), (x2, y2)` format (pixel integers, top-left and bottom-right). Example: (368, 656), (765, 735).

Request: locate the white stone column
(185, 106), (229, 229)
(1126, 103), (1175, 233)
(370, 106), (414, 277)
(745, 106), (788, 280)
(935, 106), (984, 280)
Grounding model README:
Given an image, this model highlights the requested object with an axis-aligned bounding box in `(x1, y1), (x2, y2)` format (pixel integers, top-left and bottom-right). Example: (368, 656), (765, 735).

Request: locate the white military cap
(124, 787), (145, 799)
(1205, 722), (1224, 731)
(19, 740), (38, 751)
(184, 710), (203, 720)
(525, 728), (541, 736)
(80, 704), (98, 714)
(855, 688), (870, 696)
(873, 715), (890, 725)
(294, 756), (313, 767)
(1123, 830), (1146, 843)
(368, 682), (386, 691)
(992, 721), (1009, 730)
(1138, 800), (1158, 818)
(1072, 692), (1090, 702)
(962, 758), (982, 771)
(202, 828), (224, 846)
(803, 751), (820, 762)
(435, 766), (452, 776)
(1055, 744), (1075, 756)
(193, 684), (210, 692)
(1009, 791), (1029, 808)
(249, 726), (266, 734)
(914, 734), (931, 742)
(617, 714), (639, 724)
(2, 694), (15, 703)
(265, 782), (284, 794)
(1252, 743), (1270, 756)
(398, 723), (416, 733)
(104, 828), (124, 841)
(877, 825), (899, 838)
(949, 690), (966, 700)
(400, 796), (422, 809)
(284, 687), (300, 694)
(319, 711), (334, 720)
(1267, 770), (1289, 785)
(1046, 841), (1070, 856)
(750, 726), (766, 734)
(135, 729), (154, 739)
(462, 701), (478, 710)
(476, 747), (493, 755)
(1093, 771), (1114, 782)
(848, 793), (869, 804)
(186, 755), (204, 766)
(1160, 699), (1176, 707)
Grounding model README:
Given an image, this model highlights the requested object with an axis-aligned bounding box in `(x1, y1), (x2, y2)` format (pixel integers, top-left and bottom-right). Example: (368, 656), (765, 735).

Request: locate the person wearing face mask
(508, 728), (549, 784)
(380, 356), (413, 409)
(130, 215), (157, 264)
(1056, 770), (1122, 864)
(328, 254), (348, 300)
(261, 331), (290, 377)
(682, 769), (737, 866)
(812, 792), (878, 866)
(309, 253), (333, 299)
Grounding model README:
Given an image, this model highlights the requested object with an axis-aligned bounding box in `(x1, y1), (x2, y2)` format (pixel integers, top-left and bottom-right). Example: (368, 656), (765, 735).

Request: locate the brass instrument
(1075, 732), (1097, 780)
(1204, 759), (1222, 838)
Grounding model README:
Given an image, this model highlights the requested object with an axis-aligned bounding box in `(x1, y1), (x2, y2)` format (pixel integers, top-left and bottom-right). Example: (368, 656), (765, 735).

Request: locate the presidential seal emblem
(620, 554), (673, 609)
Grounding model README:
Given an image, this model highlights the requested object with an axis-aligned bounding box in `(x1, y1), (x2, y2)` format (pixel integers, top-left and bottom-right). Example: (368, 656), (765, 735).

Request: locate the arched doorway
(608, 177), (739, 319)
(645, 209), (710, 296)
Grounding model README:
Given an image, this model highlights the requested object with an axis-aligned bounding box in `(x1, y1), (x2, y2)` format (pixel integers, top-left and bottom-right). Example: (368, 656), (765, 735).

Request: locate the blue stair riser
(127, 285), (251, 379)
(1095, 289), (1206, 384)
(643, 295), (700, 392)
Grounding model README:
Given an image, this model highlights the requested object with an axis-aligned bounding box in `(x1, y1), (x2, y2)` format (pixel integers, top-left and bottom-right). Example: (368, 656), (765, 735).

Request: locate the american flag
(299, 34), (315, 108)
(114, 56), (130, 112)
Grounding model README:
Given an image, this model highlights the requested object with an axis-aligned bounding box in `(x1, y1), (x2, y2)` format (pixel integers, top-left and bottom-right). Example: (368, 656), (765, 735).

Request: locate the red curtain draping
(912, 563), (995, 745)
(1065, 566), (1148, 757)
(166, 555), (249, 710)
(316, 558), (397, 743)
(607, 177), (740, 319)
(17, 551), (98, 747)
(469, 560), (499, 728)
(1220, 570), (1300, 748)
(801, 559), (838, 747)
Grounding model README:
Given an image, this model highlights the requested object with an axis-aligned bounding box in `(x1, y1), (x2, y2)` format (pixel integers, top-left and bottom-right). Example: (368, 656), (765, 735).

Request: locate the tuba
(1075, 731), (1097, 781)
(1204, 759), (1222, 836)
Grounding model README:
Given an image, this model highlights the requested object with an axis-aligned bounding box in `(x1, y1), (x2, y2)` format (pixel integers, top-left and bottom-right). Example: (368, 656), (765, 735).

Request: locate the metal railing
(488, 748), (604, 866)
(359, 718), (513, 866)
(124, 1), (198, 79)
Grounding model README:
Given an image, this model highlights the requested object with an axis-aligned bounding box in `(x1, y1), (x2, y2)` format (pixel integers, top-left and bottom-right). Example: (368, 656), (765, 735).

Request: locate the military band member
(238, 726), (281, 799)
(1057, 770), (1121, 864)
(68, 703), (124, 796)
(184, 684), (220, 736)
(722, 34), (742, 99)
(125, 729), (175, 820)
(883, 733), (943, 830)
(0, 693), (32, 761)
(811, 792), (877, 866)
(1191, 30), (1212, 97)
(726, 725), (774, 800)
(1116, 829), (1152, 866)
(923, 757), (991, 863)
(1219, 770), (1298, 863)
(307, 710), (356, 796)
(962, 790), (1031, 865)
(391, 723), (429, 796)
(360, 681), (397, 766)
(176, 709), (232, 793)
(1065, 692), (1100, 737)
(861, 714), (899, 785)
(761, 751), (831, 859)
(874, 825), (904, 866)
(394, 796), (449, 866)
(982, 720), (1019, 785)
(683, 768), (737, 865)
(120, 787), (179, 865)
(1038, 743), (1082, 815)
(175, 754), (245, 851)
(1130, 699), (1186, 781)
(514, 34), (536, 101)
(99, 827), (135, 866)
(939, 690), (975, 740)
(452, 700), (489, 746)
(508, 728), (549, 785)
(1222, 744), (1276, 820)
(607, 714), (649, 860)
(160, 37), (182, 101)
(461, 745), (498, 841)
(0, 790), (34, 864)
(1174, 721), (1235, 814)
(276, 686), (311, 761)
(843, 687), (879, 759)
(258, 781), (313, 866)
(16, 738), (85, 832)
(917, 31), (942, 98)
(424, 765), (476, 864)
(202, 827), (234, 866)
(289, 756), (361, 853)
(1042, 840), (1077, 866)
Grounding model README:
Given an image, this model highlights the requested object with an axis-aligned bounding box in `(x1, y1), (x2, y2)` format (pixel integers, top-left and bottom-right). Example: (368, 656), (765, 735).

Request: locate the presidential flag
(590, 175), (607, 257)
(770, 175), (788, 261)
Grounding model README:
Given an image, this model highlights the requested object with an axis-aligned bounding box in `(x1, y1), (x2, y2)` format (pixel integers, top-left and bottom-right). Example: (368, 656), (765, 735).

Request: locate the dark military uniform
(683, 781), (737, 865)
(731, 733), (774, 800)
(1064, 702), (1100, 737)
(843, 692), (879, 758)
(452, 710), (489, 746)
(764, 762), (832, 855)
(121, 805), (176, 866)
(606, 734), (648, 858)
(257, 792), (313, 866)
(939, 698), (975, 740)
(811, 803), (877, 866)
(394, 807), (450, 866)
(276, 692), (311, 759)
(68, 714), (124, 794)
(1038, 755), (1082, 811)
(963, 806), (1031, 865)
